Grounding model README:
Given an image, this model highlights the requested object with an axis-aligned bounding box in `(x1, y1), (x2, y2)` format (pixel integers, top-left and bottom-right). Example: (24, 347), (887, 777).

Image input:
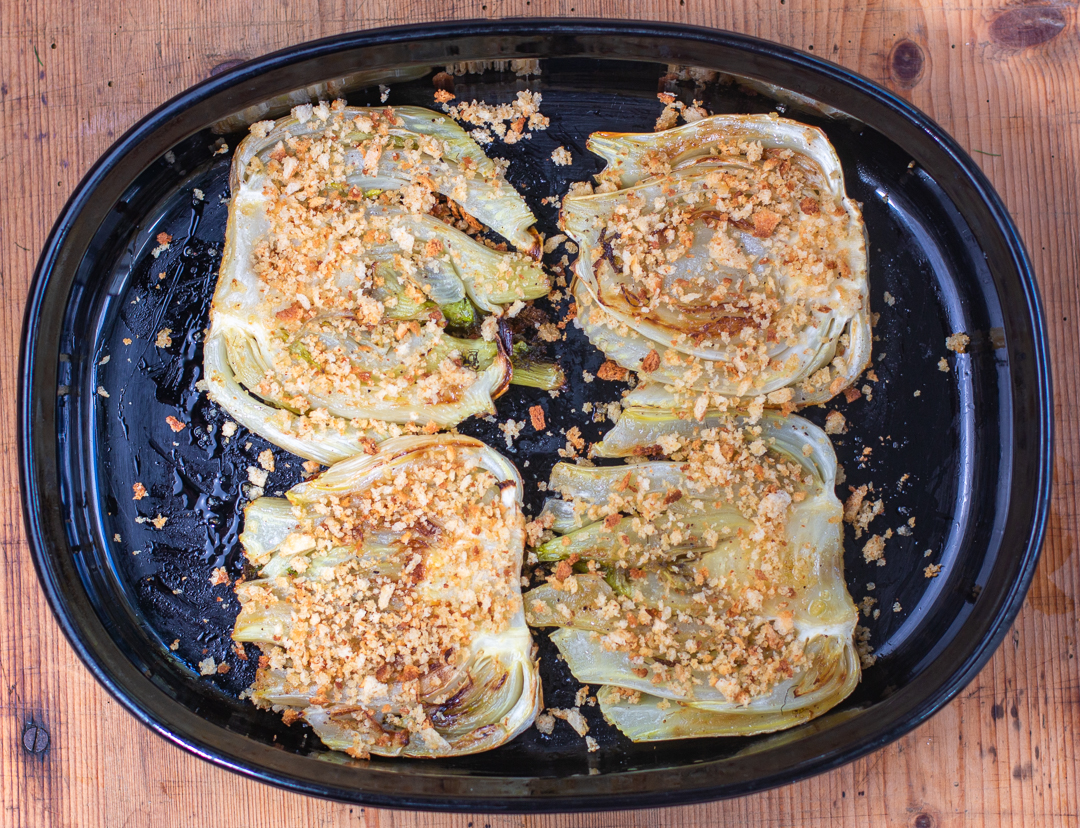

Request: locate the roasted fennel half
(562, 114), (870, 411)
(206, 102), (554, 463)
(234, 434), (541, 758)
(524, 407), (859, 740)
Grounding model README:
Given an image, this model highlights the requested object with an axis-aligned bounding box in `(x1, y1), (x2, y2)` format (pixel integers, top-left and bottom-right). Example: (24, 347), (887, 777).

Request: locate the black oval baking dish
(20, 19), (1052, 812)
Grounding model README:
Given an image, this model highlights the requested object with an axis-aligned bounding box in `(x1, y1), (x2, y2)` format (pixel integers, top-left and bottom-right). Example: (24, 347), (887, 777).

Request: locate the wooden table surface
(1, 1), (1077, 825)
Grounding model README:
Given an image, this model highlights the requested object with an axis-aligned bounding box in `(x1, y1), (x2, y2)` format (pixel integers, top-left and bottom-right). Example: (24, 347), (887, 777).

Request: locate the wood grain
(1, 0), (1077, 825)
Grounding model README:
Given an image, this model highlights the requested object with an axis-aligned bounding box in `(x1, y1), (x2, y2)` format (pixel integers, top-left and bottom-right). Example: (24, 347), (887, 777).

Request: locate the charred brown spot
(358, 437), (379, 455)
(597, 228), (618, 267)
(663, 489), (684, 505)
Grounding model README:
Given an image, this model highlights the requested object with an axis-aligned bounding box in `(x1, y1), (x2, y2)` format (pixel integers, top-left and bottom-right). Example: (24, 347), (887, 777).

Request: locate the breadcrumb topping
(237, 441), (526, 755)
(566, 117), (867, 409)
(442, 90), (549, 145)
(532, 417), (828, 705)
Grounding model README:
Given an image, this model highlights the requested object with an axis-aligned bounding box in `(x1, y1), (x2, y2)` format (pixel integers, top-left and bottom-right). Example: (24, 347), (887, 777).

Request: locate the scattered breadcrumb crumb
(247, 466), (269, 488)
(862, 534), (886, 566)
(379, 84), (390, 103)
(193, 188), (205, 202)
(924, 563), (942, 578)
(499, 418), (525, 448)
(258, 449), (276, 472)
(217, 662), (230, 674)
(166, 416), (186, 433)
(302, 459), (322, 475)
(151, 232), (172, 258)
(132, 482), (147, 500)
(641, 349), (660, 372)
(170, 639), (180, 651)
(843, 386), (861, 404)
(221, 421), (238, 438)
(938, 357), (950, 372)
(535, 712), (556, 735)
(825, 410), (847, 435)
(946, 332), (970, 353)
(551, 146), (573, 166)
(893, 601), (902, 612)
(585, 736), (599, 753)
(582, 370), (594, 383)
(529, 405), (546, 431)
(198, 658), (217, 676)
(549, 707), (589, 736)
(209, 567), (230, 586)
(97, 386), (109, 398)
(151, 514), (168, 530)
(883, 291), (895, 306)
(156, 328), (173, 348)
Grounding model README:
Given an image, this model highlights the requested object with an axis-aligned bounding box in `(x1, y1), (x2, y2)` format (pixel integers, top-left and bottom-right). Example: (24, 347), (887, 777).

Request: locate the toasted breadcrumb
(220, 421), (238, 439)
(585, 736), (599, 753)
(499, 418), (525, 448)
(165, 416), (186, 433)
(96, 386), (109, 398)
(155, 328), (173, 348)
(151, 232), (172, 258)
(535, 712), (556, 735)
(247, 466), (269, 488)
(938, 357), (950, 372)
(550, 146), (573, 166)
(151, 514), (168, 530)
(549, 707), (589, 736)
(442, 90), (549, 144)
(946, 332), (970, 354)
(209, 567), (230, 586)
(198, 658), (217, 676)
(883, 291), (895, 306)
(924, 563), (942, 578)
(132, 482), (148, 501)
(529, 405), (546, 431)
(844, 485), (883, 538)
(596, 360), (628, 382)
(893, 601), (902, 612)
(641, 349), (661, 372)
(170, 639), (180, 651)
(257, 449), (276, 472)
(862, 534), (886, 566)
(824, 410), (847, 435)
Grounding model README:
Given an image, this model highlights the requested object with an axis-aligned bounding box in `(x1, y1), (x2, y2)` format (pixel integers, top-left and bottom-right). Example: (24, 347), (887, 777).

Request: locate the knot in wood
(889, 39), (925, 87)
(989, 7), (1066, 48)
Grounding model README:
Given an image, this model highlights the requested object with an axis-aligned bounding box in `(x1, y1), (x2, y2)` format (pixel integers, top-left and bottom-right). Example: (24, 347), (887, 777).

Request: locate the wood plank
(0, 0), (1076, 826)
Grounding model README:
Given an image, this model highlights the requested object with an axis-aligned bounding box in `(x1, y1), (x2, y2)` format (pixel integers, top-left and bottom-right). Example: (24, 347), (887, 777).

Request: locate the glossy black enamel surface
(20, 21), (1051, 811)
